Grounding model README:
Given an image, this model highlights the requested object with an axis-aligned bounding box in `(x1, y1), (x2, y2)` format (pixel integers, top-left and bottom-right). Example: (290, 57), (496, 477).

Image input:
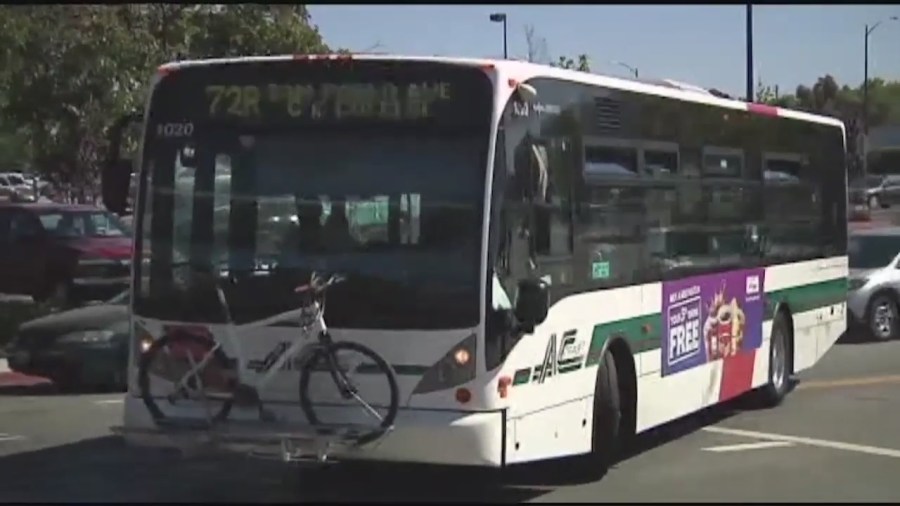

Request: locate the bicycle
(137, 270), (400, 447)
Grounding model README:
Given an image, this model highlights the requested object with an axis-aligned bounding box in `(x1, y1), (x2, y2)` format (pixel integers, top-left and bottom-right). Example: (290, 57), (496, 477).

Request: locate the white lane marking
(702, 441), (795, 453)
(95, 399), (124, 405)
(703, 426), (900, 459)
(0, 434), (24, 442)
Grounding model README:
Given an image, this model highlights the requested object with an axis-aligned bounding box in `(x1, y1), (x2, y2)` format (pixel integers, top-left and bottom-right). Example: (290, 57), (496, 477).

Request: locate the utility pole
(746, 3), (754, 102)
(862, 16), (898, 176)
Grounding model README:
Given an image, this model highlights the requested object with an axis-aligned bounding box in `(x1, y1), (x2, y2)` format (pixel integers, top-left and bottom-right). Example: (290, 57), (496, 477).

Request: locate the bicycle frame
(169, 279), (331, 402)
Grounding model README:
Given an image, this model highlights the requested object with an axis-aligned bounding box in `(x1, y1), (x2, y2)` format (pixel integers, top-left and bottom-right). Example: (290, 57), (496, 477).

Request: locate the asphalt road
(2, 333), (900, 502)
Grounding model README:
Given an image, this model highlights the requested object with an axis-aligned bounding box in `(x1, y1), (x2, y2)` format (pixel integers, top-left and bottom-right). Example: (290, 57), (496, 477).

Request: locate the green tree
(553, 54), (590, 72)
(0, 4), (330, 184)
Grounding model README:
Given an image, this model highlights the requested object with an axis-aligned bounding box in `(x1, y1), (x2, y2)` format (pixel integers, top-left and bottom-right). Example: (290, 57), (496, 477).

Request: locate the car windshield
(38, 210), (130, 238)
(848, 234), (900, 269)
(7, 174), (25, 185)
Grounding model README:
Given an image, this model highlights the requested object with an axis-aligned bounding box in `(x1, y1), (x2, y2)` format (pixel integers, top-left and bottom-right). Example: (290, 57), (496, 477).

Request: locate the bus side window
(580, 141), (644, 288)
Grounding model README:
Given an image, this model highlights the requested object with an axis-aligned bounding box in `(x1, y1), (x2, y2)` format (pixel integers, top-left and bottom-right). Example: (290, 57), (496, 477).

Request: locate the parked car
(4, 290), (129, 391)
(0, 202), (132, 307)
(847, 180), (871, 222)
(853, 174), (900, 210)
(0, 172), (36, 202)
(847, 227), (900, 341)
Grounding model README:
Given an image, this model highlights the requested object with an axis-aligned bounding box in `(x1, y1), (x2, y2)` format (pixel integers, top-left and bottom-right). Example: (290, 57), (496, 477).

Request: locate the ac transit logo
(533, 329), (583, 384)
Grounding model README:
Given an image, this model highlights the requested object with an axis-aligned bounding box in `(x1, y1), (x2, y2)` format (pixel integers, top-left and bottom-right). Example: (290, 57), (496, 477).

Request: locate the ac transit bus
(102, 54), (848, 470)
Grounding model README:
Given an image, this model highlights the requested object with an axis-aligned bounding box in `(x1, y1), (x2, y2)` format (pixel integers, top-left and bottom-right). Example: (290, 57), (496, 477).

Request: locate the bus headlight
(411, 333), (477, 395)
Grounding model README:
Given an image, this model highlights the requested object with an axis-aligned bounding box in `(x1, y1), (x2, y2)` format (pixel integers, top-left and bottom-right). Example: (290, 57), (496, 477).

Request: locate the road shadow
(0, 386), (794, 501)
(836, 329), (875, 346)
(0, 435), (549, 503)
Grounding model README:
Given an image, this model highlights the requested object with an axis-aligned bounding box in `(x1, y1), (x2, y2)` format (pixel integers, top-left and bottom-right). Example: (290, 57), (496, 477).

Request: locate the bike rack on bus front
(110, 418), (394, 464)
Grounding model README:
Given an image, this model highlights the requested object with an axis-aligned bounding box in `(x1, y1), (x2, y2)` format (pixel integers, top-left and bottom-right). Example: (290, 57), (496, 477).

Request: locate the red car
(0, 202), (132, 307)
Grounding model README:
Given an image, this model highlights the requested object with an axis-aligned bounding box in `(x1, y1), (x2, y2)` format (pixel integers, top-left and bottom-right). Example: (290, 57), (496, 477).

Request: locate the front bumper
(120, 396), (505, 467)
(7, 341), (124, 385)
(846, 287), (871, 327)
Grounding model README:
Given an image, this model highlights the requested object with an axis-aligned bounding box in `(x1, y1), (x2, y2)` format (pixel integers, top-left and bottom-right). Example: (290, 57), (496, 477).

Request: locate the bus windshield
(133, 59), (493, 329)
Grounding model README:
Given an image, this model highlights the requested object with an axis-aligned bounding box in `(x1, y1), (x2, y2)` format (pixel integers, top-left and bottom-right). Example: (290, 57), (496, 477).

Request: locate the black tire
(138, 333), (234, 424)
(589, 351), (622, 470)
(866, 293), (899, 342)
(299, 340), (399, 446)
(755, 313), (792, 408)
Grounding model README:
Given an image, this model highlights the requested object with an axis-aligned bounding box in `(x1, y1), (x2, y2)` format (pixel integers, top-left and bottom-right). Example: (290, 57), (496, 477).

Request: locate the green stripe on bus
(512, 276), (847, 387)
(764, 277), (848, 319)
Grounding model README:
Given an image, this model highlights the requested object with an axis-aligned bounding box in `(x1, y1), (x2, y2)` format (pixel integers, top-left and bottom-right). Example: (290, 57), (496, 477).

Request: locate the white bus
(102, 54), (848, 470)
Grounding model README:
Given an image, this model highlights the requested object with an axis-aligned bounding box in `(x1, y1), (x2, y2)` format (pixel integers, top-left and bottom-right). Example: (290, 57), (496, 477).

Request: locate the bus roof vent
(593, 96), (622, 132)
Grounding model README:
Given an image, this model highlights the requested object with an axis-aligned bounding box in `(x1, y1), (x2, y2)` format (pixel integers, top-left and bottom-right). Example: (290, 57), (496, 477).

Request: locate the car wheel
(867, 294), (899, 341)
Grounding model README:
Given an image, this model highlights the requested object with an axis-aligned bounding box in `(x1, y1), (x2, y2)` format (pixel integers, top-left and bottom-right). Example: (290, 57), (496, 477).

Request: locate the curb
(0, 358), (52, 388)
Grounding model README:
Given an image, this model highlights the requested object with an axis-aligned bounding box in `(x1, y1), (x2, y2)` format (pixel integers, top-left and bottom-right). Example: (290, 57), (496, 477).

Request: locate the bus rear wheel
(754, 312), (792, 408)
(588, 351), (621, 471)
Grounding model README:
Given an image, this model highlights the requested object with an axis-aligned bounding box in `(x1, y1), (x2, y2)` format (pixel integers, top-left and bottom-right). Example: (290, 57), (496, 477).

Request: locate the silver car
(847, 227), (900, 340)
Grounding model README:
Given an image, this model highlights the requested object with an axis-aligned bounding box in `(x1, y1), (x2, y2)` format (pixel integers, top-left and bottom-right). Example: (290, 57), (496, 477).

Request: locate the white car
(847, 227), (900, 341)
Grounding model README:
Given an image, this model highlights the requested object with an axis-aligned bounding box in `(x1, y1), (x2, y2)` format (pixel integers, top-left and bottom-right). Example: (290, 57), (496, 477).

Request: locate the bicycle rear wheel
(298, 341), (399, 446)
(138, 333), (235, 425)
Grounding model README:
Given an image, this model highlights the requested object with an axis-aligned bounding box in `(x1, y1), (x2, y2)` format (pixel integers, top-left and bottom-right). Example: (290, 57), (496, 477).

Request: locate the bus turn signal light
(455, 387), (472, 404)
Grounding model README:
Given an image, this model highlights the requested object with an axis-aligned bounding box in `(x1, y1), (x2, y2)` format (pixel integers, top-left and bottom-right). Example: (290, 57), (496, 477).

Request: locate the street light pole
(611, 60), (639, 78)
(746, 3), (753, 102)
(862, 16), (897, 176)
(489, 13), (508, 59)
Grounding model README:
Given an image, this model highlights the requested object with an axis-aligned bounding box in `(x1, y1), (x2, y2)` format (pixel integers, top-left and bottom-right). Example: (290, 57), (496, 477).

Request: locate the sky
(308, 4), (900, 99)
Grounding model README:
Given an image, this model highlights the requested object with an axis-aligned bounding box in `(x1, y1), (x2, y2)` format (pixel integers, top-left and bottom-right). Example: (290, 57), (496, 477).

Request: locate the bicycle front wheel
(138, 333), (235, 425)
(298, 341), (399, 446)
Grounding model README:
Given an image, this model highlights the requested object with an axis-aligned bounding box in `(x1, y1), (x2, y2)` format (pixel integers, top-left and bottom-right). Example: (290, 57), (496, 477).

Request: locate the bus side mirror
(102, 159), (133, 215)
(515, 278), (549, 333)
(102, 111), (143, 215)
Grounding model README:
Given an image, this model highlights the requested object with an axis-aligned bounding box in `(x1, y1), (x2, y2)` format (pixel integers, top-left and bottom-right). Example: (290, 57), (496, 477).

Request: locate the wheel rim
(771, 330), (785, 392)
(871, 299), (896, 339)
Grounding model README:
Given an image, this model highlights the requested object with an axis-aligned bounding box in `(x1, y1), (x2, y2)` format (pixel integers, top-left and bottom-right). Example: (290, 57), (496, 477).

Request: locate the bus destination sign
(204, 82), (453, 122)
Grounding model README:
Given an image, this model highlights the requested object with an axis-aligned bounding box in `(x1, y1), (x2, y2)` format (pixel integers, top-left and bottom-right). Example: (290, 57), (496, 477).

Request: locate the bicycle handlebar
(294, 272), (346, 295)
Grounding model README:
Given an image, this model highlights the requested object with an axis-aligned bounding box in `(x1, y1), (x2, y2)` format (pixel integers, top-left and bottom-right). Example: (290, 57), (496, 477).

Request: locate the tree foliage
(553, 54), (591, 72)
(756, 74), (900, 161)
(0, 5), (329, 182)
